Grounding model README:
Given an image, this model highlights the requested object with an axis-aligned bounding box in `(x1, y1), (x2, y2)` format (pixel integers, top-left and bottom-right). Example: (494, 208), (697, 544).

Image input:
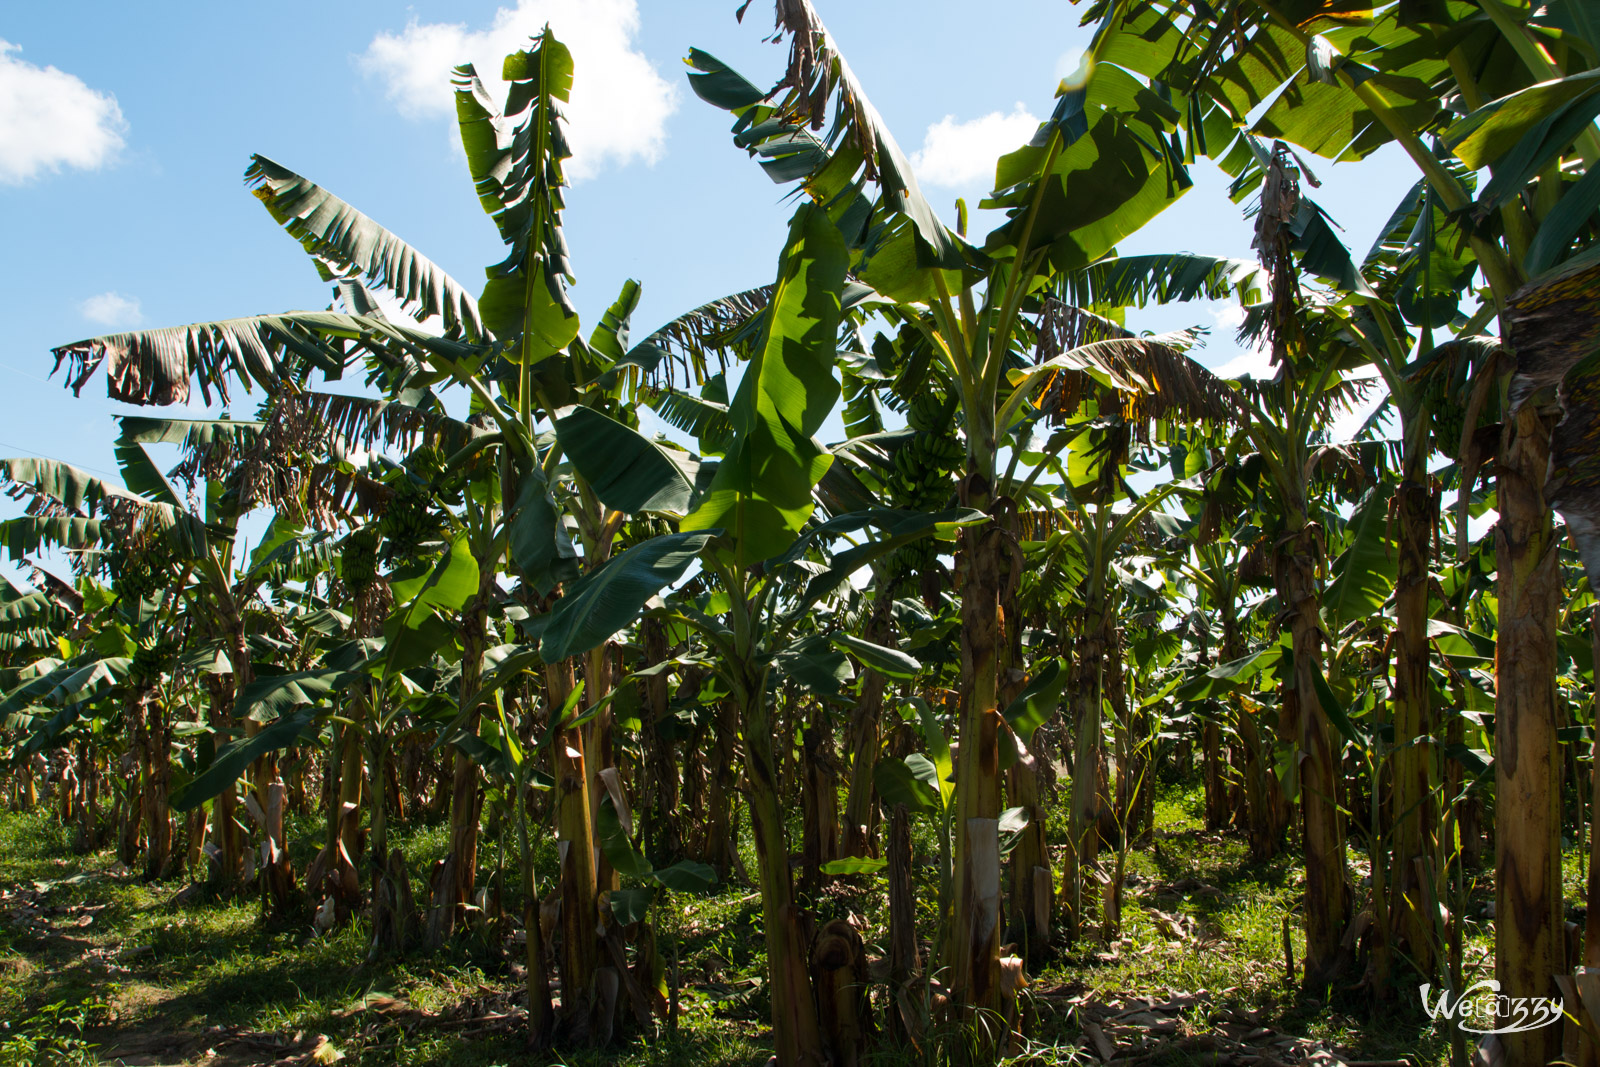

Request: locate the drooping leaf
(651, 860), (717, 892)
(830, 633), (921, 680)
(609, 887), (654, 924)
(508, 468), (580, 595)
(597, 794), (652, 880)
(1060, 253), (1265, 310)
(553, 406), (695, 515)
(51, 311), (481, 408)
(773, 636), (855, 696)
(172, 708), (318, 811)
(1001, 658), (1067, 745)
(235, 669), (361, 724)
(1324, 486), (1397, 626)
(390, 531), (481, 624)
(539, 532), (715, 664)
(872, 756), (941, 816)
(692, 2), (961, 270)
(0, 458), (210, 561)
(1311, 661), (1363, 747)
(246, 155), (483, 339)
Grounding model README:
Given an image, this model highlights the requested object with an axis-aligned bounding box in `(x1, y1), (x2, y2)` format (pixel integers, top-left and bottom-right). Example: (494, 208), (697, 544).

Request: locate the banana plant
(689, 2), (1251, 1033)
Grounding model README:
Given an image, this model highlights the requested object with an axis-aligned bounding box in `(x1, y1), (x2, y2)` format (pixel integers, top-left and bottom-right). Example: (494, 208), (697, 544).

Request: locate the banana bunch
(380, 479), (432, 558)
(111, 552), (166, 605)
(341, 527), (381, 592)
(885, 393), (964, 586)
(1420, 367), (1464, 452)
(130, 636), (166, 688)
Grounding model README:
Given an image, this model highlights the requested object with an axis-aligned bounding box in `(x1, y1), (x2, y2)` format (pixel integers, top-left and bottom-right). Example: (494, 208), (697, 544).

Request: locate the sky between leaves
(0, 0), (1420, 583)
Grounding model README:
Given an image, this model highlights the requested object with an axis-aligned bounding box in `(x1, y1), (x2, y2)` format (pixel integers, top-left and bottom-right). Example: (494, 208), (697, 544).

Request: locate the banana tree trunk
(841, 601), (892, 859)
(1203, 716), (1227, 831)
(948, 495), (1005, 1028)
(1387, 409), (1441, 980)
(309, 717), (363, 923)
(520, 780), (556, 1049)
(801, 704), (840, 896)
(1280, 516), (1351, 987)
(1000, 579), (1051, 957)
(887, 801), (917, 1047)
(1006, 743), (1052, 957)
(430, 582), (492, 946)
(738, 669), (825, 1067)
(638, 618), (682, 866)
(134, 686), (172, 881)
(75, 740), (98, 852)
(1064, 599), (1106, 943)
(116, 751), (139, 866)
(229, 621), (296, 911)
(1220, 613), (1284, 859)
(1581, 609), (1600, 1067)
(586, 643), (621, 896)
(1495, 401), (1565, 1067)
(548, 658), (600, 1036)
(58, 752), (77, 828)
(702, 700), (742, 880)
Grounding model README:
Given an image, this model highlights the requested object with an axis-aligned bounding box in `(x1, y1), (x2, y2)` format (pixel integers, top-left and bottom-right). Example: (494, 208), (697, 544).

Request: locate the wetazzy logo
(1420, 980), (1563, 1035)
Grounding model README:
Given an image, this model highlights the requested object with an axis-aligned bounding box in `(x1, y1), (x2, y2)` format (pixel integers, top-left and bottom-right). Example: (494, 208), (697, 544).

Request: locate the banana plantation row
(2, 2), (1598, 1065)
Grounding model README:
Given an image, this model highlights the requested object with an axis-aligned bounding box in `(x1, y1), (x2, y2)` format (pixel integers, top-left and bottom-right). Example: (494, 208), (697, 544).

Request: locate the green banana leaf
(553, 405), (695, 515)
(681, 203), (847, 565)
(539, 531), (716, 664)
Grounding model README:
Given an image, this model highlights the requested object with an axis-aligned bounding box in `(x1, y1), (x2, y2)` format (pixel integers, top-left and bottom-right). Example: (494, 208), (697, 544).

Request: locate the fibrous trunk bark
(549, 658), (600, 1038)
(947, 484), (1005, 1034)
(1064, 599), (1106, 943)
(887, 802), (916, 1048)
(134, 686), (173, 881)
(1280, 517), (1351, 987)
(638, 618), (682, 867)
(1581, 608), (1600, 1067)
(1495, 401), (1564, 1067)
(1387, 410), (1441, 980)
(739, 674), (826, 1067)
(430, 585), (491, 946)
(841, 601), (892, 859)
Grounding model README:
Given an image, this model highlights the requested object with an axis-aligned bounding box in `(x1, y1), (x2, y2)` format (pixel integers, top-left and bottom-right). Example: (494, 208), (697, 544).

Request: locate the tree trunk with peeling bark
(737, 667), (826, 1067)
(548, 657), (601, 1038)
(841, 601), (892, 859)
(947, 489), (1005, 1037)
(1495, 401), (1565, 1067)
(1279, 515), (1351, 988)
(134, 687), (172, 881)
(1387, 409), (1441, 981)
(1064, 599), (1106, 943)
(584, 642), (619, 895)
(801, 705), (840, 896)
(638, 618), (682, 866)
(430, 583), (492, 946)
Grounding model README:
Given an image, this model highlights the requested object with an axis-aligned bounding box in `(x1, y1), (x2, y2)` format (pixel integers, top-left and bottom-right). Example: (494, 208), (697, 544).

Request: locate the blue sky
(1, 1), (1422, 582)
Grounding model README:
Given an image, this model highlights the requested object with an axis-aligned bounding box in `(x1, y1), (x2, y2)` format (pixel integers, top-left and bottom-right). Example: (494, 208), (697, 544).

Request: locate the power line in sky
(0, 439), (120, 479)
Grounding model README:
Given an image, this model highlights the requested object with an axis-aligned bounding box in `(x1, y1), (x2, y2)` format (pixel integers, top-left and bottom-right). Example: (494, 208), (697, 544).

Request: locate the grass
(0, 780), (1524, 1066)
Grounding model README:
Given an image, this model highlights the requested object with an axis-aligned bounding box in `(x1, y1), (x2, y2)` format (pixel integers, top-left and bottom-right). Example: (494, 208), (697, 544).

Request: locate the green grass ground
(0, 785), (1508, 1066)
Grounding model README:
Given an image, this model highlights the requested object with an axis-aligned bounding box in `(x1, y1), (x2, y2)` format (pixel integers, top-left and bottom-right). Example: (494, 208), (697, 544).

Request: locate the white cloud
(910, 104), (1039, 190)
(359, 0), (677, 182)
(1210, 302), (1247, 332)
(1204, 302), (1269, 379)
(0, 40), (126, 185)
(80, 291), (142, 328)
